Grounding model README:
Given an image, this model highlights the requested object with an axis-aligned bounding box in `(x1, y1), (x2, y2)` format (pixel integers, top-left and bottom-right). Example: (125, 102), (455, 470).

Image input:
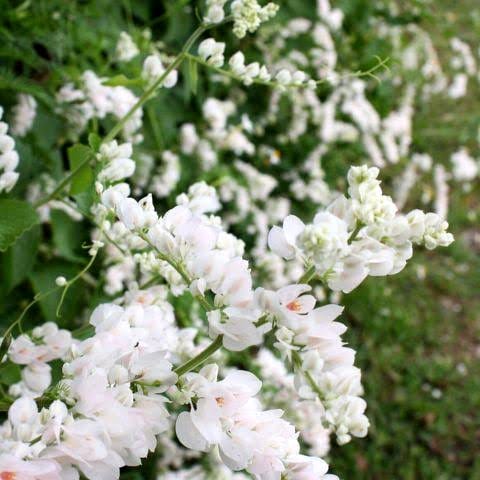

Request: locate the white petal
(222, 370), (262, 396)
(268, 226), (295, 259)
(283, 215), (305, 245)
(175, 412), (209, 451)
(277, 284), (311, 304)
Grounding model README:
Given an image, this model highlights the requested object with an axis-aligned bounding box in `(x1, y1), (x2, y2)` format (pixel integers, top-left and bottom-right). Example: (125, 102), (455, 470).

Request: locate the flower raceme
(0, 164), (453, 479)
(175, 365), (338, 480)
(268, 165), (453, 292)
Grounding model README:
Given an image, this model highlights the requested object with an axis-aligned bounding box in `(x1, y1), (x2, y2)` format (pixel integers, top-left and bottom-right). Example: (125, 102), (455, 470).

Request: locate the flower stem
(348, 222), (363, 243)
(33, 154), (93, 208)
(103, 23), (209, 144)
(298, 265), (316, 284)
(174, 336), (223, 376)
(291, 350), (325, 402)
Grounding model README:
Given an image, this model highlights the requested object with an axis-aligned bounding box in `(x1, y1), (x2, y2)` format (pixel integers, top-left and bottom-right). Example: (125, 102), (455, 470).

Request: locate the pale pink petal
(268, 226), (295, 259)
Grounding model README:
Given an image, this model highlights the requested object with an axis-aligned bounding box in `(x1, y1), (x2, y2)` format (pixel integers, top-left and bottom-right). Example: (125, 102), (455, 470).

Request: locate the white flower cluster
(142, 54), (178, 89)
(450, 147), (478, 183)
(256, 284), (368, 445)
(231, 0), (279, 38)
(179, 99), (254, 171)
(8, 323), (72, 398)
(448, 37), (476, 99)
(10, 94), (37, 137)
(115, 31), (139, 62)
(0, 106), (20, 193)
(269, 165), (454, 293)
(255, 349), (332, 457)
(198, 39), (315, 89)
(56, 71), (143, 143)
(0, 294), (195, 480)
(151, 150), (181, 198)
(110, 186), (268, 352)
(174, 365), (337, 480)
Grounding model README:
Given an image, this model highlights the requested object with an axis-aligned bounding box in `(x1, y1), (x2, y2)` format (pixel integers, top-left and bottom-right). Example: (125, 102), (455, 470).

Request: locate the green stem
(291, 350), (325, 402)
(103, 23), (210, 144)
(33, 154), (93, 208)
(298, 265), (316, 284)
(184, 53), (390, 91)
(348, 222), (364, 243)
(56, 250), (98, 317)
(174, 335), (223, 376)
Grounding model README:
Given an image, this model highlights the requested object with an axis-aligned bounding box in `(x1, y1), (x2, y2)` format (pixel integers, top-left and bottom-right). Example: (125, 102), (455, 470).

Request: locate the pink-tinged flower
(0, 455), (62, 480)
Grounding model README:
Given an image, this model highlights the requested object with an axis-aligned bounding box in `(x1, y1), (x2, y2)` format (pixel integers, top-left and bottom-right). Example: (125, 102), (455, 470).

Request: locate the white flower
(204, 0), (227, 23)
(198, 38), (226, 67)
(42, 418), (124, 479)
(450, 147), (478, 182)
(22, 362), (52, 394)
(268, 215), (305, 260)
(229, 52), (246, 75)
(255, 284), (316, 326)
(142, 54), (178, 88)
(10, 94), (37, 137)
(0, 109), (20, 193)
(116, 195), (158, 231)
(297, 212), (349, 272)
(0, 455), (62, 480)
(208, 308), (267, 351)
(284, 454), (330, 480)
(115, 31), (139, 62)
(276, 69), (293, 85)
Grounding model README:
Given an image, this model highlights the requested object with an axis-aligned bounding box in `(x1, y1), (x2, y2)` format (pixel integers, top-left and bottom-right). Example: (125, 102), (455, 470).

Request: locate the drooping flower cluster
(0, 106), (20, 193)
(197, 39), (315, 90)
(10, 94), (37, 137)
(174, 365), (337, 480)
(8, 323), (72, 398)
(56, 71), (143, 143)
(1, 294), (196, 480)
(269, 165), (454, 292)
(256, 284), (368, 445)
(115, 31), (139, 62)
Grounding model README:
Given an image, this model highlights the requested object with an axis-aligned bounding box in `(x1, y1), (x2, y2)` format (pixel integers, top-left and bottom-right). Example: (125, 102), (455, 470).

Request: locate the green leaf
(88, 133), (102, 152)
(68, 144), (93, 195)
(0, 361), (21, 386)
(1, 224), (41, 291)
(103, 75), (143, 87)
(0, 199), (40, 252)
(50, 209), (87, 262)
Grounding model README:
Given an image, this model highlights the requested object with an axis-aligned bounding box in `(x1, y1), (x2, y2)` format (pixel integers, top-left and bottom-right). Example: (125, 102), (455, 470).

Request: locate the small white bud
(55, 276), (67, 287)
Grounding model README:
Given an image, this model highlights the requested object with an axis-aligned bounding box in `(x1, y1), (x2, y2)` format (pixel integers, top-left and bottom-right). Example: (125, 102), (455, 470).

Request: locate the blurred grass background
(332, 2), (480, 479)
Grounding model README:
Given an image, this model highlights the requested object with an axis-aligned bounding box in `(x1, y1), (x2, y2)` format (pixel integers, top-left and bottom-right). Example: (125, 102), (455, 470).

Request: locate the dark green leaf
(50, 209), (87, 262)
(1, 224), (41, 291)
(0, 361), (21, 385)
(67, 144), (93, 195)
(0, 199), (40, 252)
(103, 75), (143, 87)
(88, 133), (102, 152)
